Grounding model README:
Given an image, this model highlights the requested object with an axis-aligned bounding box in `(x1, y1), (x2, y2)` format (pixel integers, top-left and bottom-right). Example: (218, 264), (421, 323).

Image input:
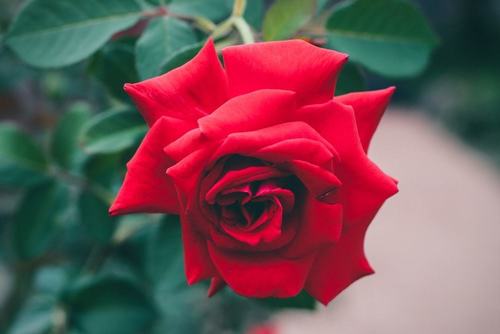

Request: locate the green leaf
(7, 295), (57, 334)
(168, 0), (232, 22)
(0, 124), (48, 187)
(262, 0), (316, 41)
(260, 290), (316, 310)
(12, 181), (68, 260)
(82, 153), (124, 188)
(50, 102), (92, 170)
(65, 276), (156, 334)
(326, 0), (439, 77)
(244, 0), (265, 30)
(160, 42), (203, 73)
(145, 215), (184, 286)
(335, 61), (365, 95)
(88, 39), (139, 102)
(5, 0), (143, 68)
(136, 17), (198, 80)
(80, 108), (147, 154)
(78, 190), (117, 244)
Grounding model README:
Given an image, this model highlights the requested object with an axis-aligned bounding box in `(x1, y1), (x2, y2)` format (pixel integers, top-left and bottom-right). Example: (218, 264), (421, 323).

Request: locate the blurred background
(0, 0), (499, 333)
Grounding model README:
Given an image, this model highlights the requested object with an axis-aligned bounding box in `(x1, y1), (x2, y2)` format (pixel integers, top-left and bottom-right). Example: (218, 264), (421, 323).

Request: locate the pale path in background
(274, 110), (500, 334)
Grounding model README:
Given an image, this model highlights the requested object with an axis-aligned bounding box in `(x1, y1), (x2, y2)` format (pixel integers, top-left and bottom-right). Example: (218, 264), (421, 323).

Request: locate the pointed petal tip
(123, 82), (136, 95)
(312, 268), (375, 306)
(108, 201), (121, 217)
(384, 86), (397, 99)
(207, 276), (226, 297)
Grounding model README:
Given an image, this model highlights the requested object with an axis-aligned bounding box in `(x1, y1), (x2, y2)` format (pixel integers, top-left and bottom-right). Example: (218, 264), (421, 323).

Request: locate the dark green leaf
(82, 152), (124, 188)
(145, 215), (184, 286)
(80, 107), (146, 154)
(160, 42), (203, 73)
(5, 0), (143, 68)
(335, 61), (365, 95)
(151, 287), (205, 334)
(66, 276), (156, 334)
(50, 103), (92, 170)
(12, 181), (68, 260)
(244, 0), (265, 30)
(262, 0), (316, 41)
(136, 17), (198, 80)
(260, 290), (316, 310)
(7, 295), (57, 334)
(0, 124), (48, 187)
(168, 0), (232, 22)
(326, 0), (439, 77)
(78, 190), (117, 244)
(88, 39), (139, 102)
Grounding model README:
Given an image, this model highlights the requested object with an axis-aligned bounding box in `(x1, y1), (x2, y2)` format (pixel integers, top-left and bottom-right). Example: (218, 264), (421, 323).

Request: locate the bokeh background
(0, 0), (499, 333)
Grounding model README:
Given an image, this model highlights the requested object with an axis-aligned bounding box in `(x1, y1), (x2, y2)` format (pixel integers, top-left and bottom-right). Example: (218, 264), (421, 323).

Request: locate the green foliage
(136, 17), (198, 79)
(0, 0), (439, 332)
(12, 181), (68, 260)
(7, 295), (58, 334)
(5, 0), (144, 68)
(161, 42), (204, 73)
(88, 39), (139, 102)
(80, 107), (147, 155)
(50, 103), (92, 170)
(64, 276), (157, 334)
(168, 0), (233, 22)
(260, 291), (316, 310)
(78, 190), (117, 244)
(336, 61), (366, 95)
(0, 124), (48, 187)
(326, 0), (438, 77)
(263, 0), (316, 41)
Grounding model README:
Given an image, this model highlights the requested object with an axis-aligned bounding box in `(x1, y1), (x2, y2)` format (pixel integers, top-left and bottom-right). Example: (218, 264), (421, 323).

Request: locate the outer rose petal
(294, 100), (398, 227)
(222, 40), (347, 105)
(336, 87), (395, 152)
(305, 221), (374, 305)
(207, 276), (226, 297)
(124, 39), (228, 127)
(180, 209), (217, 284)
(110, 117), (192, 215)
(207, 242), (316, 298)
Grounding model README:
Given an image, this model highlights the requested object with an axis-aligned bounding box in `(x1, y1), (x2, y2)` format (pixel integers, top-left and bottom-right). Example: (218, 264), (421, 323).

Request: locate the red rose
(110, 39), (398, 305)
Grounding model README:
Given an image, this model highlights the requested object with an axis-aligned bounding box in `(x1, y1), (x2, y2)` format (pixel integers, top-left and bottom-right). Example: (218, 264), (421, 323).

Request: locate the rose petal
(124, 39), (228, 127)
(280, 159), (341, 203)
(223, 40), (347, 105)
(166, 144), (219, 202)
(205, 166), (287, 204)
(255, 181), (295, 213)
(198, 89), (297, 139)
(208, 242), (316, 298)
(221, 199), (283, 246)
(305, 221), (374, 305)
(336, 87), (395, 152)
(294, 100), (398, 227)
(109, 117), (191, 215)
(207, 276), (226, 297)
(180, 212), (217, 285)
(281, 196), (343, 258)
(215, 122), (336, 167)
(163, 128), (206, 163)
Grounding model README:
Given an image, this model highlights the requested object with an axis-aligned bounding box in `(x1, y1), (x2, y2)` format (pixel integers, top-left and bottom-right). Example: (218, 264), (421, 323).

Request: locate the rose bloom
(110, 39), (398, 305)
